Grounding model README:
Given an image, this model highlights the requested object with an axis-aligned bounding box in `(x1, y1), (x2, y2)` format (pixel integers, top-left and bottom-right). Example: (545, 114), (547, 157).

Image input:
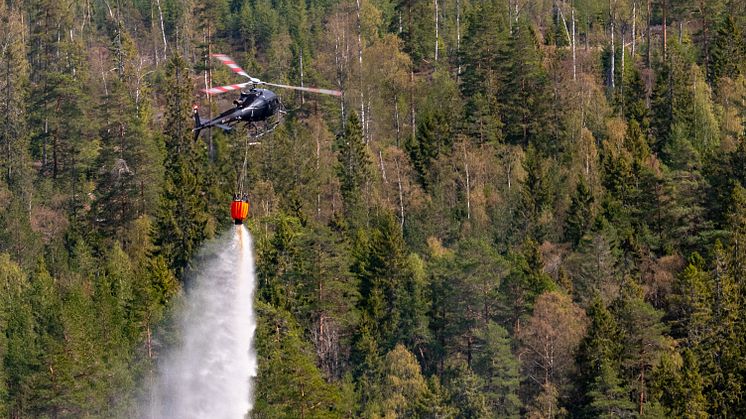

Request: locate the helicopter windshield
(239, 90), (259, 105)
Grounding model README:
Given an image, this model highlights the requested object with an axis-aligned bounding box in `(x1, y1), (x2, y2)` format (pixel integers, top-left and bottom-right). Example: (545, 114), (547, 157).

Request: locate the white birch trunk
(434, 0), (439, 61)
(572, 8), (576, 81)
(463, 144), (471, 220)
(355, 0), (364, 139)
(379, 150), (387, 184)
(456, 0), (461, 78)
(155, 0), (167, 58)
(632, 1), (636, 57)
(610, 18), (615, 89)
(395, 158), (405, 230)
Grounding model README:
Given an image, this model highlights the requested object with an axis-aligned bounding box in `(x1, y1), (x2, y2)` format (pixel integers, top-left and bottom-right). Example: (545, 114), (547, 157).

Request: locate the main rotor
(203, 54), (342, 98)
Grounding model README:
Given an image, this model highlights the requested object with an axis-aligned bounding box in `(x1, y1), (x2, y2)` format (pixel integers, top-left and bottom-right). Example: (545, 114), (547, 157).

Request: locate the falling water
(152, 226), (257, 418)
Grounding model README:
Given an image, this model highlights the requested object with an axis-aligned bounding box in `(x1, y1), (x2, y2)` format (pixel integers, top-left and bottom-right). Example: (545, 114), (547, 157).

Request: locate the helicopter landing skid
(247, 108), (287, 139)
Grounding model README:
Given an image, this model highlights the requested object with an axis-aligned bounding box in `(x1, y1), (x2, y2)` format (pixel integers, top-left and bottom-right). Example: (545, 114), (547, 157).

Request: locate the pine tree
(155, 54), (210, 276)
(586, 359), (636, 418)
(0, 254), (36, 418)
(429, 239), (507, 372)
(353, 212), (412, 349)
(336, 112), (370, 229)
(614, 296), (671, 416)
(254, 302), (349, 417)
(459, 0), (509, 143)
(565, 178), (594, 247)
(93, 78), (162, 236)
(443, 358), (492, 418)
(518, 145), (552, 241)
(497, 239), (556, 330)
(702, 240), (742, 417)
(498, 18), (553, 151)
(708, 15), (746, 84)
(668, 252), (712, 345)
(0, 2), (31, 193)
(575, 298), (629, 418)
(678, 349), (708, 418)
(406, 104), (454, 190)
(473, 322), (521, 417)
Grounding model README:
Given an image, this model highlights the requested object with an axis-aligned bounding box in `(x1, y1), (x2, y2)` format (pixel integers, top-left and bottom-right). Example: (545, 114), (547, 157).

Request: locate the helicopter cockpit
(234, 89), (259, 107)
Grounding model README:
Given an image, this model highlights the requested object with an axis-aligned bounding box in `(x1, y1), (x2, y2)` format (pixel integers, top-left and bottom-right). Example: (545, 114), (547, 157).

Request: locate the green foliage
(2, 0), (746, 415)
(155, 54), (211, 276)
(564, 178), (594, 247)
(336, 112), (371, 228)
(518, 145), (553, 241)
(473, 322), (521, 417)
(709, 15), (746, 84)
(497, 19), (553, 150)
(254, 302), (350, 418)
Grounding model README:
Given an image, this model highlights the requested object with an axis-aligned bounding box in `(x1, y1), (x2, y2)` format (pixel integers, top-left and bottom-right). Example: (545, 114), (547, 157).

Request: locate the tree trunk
(434, 0), (439, 61)
(572, 8), (576, 81)
(410, 69), (415, 141)
(395, 157), (405, 230)
(463, 143), (471, 220)
(378, 150), (387, 184)
(355, 0), (364, 139)
(619, 32), (624, 100)
(646, 0), (651, 67)
(632, 1), (636, 57)
(155, 0), (167, 58)
(610, 17), (615, 90)
(662, 0), (667, 60)
(700, 0), (708, 69)
(456, 0), (461, 78)
(395, 100), (401, 147)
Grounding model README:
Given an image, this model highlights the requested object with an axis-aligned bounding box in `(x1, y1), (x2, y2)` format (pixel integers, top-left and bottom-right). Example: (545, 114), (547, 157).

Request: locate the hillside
(1, 0), (746, 417)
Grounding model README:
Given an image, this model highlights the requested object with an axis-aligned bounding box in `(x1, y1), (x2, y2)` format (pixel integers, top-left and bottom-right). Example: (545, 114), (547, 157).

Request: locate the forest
(0, 0), (745, 417)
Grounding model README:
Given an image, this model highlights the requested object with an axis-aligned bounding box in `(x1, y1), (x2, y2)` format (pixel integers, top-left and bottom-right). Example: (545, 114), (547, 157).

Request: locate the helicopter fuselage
(193, 88), (281, 136)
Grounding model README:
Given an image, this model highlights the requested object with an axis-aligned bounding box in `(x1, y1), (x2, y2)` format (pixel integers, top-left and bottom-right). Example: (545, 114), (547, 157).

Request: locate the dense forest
(0, 0), (745, 416)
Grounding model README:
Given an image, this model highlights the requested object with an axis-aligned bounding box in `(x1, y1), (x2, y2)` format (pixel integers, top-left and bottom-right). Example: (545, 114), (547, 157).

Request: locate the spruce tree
(155, 54), (210, 277)
(565, 178), (594, 247)
(473, 322), (521, 417)
(708, 15), (746, 84)
(0, 2), (31, 193)
(336, 112), (370, 229)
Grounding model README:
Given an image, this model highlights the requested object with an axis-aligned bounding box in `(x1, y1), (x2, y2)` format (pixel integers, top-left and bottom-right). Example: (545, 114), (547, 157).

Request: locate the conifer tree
(0, 254), (35, 418)
(565, 178), (594, 247)
(0, 2), (31, 193)
(336, 112), (370, 229)
(459, 0), (508, 143)
(473, 322), (521, 417)
(614, 296), (670, 416)
(708, 15), (746, 84)
(575, 298), (628, 417)
(669, 252), (712, 344)
(518, 145), (552, 241)
(353, 212), (412, 349)
(155, 54), (210, 276)
(498, 19), (552, 150)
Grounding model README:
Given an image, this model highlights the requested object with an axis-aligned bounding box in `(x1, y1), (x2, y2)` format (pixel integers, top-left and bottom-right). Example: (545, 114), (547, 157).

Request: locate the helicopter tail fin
(192, 105), (205, 141)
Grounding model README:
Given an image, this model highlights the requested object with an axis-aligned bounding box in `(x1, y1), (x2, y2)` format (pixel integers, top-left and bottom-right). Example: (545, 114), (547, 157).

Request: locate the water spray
(152, 226), (257, 418)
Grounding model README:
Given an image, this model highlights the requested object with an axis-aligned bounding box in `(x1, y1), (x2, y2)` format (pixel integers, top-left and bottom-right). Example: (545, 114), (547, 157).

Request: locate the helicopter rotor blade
(210, 54), (260, 83)
(202, 82), (252, 95)
(260, 82), (342, 97)
(209, 52), (342, 97)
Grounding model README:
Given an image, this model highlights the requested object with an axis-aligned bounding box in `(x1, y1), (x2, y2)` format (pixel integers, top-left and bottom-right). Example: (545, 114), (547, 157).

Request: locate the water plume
(151, 226), (257, 418)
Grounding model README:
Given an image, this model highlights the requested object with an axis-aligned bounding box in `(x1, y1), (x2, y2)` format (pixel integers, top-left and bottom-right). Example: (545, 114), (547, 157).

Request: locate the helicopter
(193, 54), (342, 140)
